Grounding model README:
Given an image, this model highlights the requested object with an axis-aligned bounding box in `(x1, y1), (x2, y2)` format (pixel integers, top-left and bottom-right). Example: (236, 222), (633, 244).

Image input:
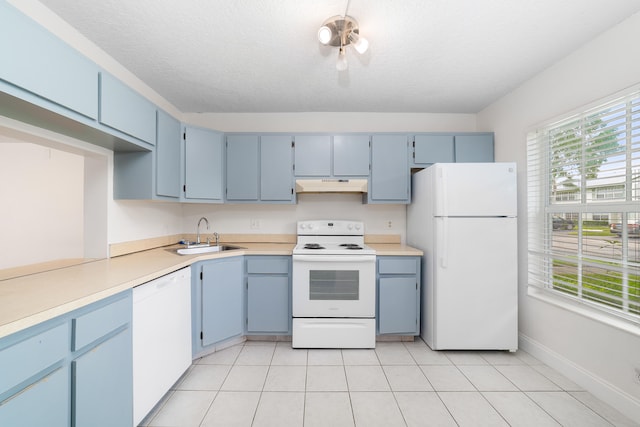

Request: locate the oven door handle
(292, 255), (376, 263)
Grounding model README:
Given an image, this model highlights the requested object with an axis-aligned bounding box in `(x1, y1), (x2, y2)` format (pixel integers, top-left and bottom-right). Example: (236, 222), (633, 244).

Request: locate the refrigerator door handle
(439, 166), (449, 217)
(440, 216), (448, 268)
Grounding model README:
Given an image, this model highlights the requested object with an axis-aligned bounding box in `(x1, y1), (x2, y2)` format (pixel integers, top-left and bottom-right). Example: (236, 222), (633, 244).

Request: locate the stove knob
(300, 223), (306, 229)
(347, 224), (353, 230)
(355, 224), (361, 230)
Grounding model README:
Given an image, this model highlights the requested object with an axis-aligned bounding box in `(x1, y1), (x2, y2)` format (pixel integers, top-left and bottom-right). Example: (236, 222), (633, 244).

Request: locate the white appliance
(407, 163), (518, 351)
(132, 268), (192, 425)
(292, 220), (376, 348)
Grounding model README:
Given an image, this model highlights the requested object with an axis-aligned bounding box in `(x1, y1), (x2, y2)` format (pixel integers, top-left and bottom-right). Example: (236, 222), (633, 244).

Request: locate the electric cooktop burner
(340, 243), (363, 250)
(304, 243), (325, 250)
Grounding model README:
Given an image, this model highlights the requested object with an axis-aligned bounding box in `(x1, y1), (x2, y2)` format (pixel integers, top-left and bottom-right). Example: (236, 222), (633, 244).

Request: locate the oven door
(292, 254), (376, 318)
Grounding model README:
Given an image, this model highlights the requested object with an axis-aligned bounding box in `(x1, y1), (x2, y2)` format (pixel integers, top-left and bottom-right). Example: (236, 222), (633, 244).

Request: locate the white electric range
(291, 220), (376, 348)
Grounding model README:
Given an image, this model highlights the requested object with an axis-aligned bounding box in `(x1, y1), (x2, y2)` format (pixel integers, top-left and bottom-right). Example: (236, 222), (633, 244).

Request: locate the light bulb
(317, 26), (332, 45)
(348, 32), (369, 54)
(336, 47), (348, 71)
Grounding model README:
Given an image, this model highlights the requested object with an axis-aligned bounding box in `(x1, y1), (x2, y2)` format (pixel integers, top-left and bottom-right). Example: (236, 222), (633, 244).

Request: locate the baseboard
(519, 333), (640, 421)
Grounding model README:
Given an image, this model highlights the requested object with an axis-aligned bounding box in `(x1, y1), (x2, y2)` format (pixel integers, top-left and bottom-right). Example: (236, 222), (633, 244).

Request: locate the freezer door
(432, 216), (518, 350)
(433, 163), (517, 217)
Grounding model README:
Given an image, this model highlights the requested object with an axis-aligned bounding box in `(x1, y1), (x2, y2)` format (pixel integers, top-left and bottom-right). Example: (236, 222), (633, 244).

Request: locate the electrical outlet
(250, 219), (260, 229)
(635, 367), (640, 384)
(387, 220), (393, 229)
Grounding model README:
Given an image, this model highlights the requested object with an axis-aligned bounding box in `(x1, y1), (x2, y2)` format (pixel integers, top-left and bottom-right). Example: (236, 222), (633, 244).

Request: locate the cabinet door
(201, 258), (244, 346)
(156, 110), (181, 198)
(294, 135), (331, 176)
(369, 135), (410, 203)
(261, 135), (294, 202)
(333, 135), (370, 176)
(226, 135), (259, 201)
(0, 2), (99, 119)
(455, 134), (494, 162)
(72, 329), (133, 427)
(100, 73), (156, 144)
(184, 127), (224, 201)
(0, 366), (69, 427)
(378, 277), (418, 334)
(413, 135), (455, 165)
(247, 276), (290, 333)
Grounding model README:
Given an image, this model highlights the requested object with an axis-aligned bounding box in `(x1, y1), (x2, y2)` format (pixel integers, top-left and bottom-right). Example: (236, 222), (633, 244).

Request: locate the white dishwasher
(133, 267), (192, 426)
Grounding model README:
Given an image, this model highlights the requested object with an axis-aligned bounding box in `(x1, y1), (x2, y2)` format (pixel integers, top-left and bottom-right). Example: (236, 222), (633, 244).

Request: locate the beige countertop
(0, 241), (421, 340)
(368, 244), (423, 256)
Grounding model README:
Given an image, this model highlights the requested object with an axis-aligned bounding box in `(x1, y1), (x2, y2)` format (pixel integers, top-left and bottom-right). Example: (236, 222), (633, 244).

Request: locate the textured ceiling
(37, 0), (640, 113)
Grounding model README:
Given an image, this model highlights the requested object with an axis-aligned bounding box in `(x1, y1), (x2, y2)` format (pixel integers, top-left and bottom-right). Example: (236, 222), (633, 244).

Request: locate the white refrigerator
(407, 162), (518, 351)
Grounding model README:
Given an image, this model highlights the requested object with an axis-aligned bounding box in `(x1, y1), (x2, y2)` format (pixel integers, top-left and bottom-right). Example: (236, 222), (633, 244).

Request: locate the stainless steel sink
(175, 245), (244, 255)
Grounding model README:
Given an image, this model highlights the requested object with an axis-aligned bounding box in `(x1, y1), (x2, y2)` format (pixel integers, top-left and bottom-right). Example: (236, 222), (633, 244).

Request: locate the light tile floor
(140, 339), (638, 427)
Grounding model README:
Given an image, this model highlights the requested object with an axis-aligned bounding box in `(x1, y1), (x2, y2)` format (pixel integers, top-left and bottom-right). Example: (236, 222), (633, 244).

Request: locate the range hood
(295, 179), (368, 194)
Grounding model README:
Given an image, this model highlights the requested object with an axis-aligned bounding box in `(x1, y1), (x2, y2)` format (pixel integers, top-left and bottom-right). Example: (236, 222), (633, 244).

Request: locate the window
(527, 89), (640, 323)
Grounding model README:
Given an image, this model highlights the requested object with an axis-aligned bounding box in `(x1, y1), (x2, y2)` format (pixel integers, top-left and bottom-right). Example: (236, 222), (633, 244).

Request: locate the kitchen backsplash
(181, 193), (407, 243)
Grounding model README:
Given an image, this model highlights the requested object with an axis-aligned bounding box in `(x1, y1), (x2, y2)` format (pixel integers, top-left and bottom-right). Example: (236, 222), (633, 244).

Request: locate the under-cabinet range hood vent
(295, 179), (368, 194)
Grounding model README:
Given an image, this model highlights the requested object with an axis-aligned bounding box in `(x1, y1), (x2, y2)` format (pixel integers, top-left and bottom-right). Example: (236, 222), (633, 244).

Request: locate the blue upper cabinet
(183, 126), (224, 203)
(113, 110), (181, 200)
(368, 134), (410, 203)
(412, 133), (494, 166)
(333, 134), (370, 176)
(155, 110), (181, 198)
(294, 135), (331, 176)
(226, 135), (260, 201)
(99, 73), (156, 146)
(454, 134), (495, 162)
(260, 135), (294, 202)
(412, 135), (455, 164)
(294, 134), (370, 178)
(225, 134), (294, 203)
(0, 1), (99, 119)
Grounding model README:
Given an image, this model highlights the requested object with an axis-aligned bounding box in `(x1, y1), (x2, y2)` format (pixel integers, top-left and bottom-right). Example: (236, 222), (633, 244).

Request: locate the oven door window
(309, 270), (359, 300)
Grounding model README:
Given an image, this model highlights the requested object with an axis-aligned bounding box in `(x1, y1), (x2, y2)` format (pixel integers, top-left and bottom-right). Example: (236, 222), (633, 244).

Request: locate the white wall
(182, 193), (407, 242)
(477, 11), (640, 420)
(184, 112), (477, 133)
(0, 142), (84, 268)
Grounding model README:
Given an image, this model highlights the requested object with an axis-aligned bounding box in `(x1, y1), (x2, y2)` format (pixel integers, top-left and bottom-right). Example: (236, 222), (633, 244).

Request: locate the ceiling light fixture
(317, 14), (368, 71)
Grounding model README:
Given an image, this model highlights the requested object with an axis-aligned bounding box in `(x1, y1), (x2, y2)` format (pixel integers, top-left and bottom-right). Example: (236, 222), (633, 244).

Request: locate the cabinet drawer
(0, 323), (68, 396)
(378, 257), (418, 275)
(72, 294), (131, 351)
(246, 257), (290, 274)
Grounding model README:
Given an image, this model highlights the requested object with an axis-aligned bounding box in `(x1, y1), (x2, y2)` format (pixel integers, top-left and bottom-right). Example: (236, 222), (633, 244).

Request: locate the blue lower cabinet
(377, 256), (421, 335)
(0, 365), (70, 427)
(0, 290), (132, 427)
(199, 257), (244, 347)
(245, 256), (291, 335)
(72, 329), (133, 427)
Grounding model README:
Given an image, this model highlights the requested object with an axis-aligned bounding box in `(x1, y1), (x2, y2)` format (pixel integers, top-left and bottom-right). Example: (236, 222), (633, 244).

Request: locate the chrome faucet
(213, 232), (220, 246)
(196, 217), (210, 244)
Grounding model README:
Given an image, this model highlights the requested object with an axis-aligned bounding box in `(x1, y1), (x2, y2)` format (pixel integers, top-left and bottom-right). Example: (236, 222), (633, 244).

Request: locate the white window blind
(527, 89), (640, 323)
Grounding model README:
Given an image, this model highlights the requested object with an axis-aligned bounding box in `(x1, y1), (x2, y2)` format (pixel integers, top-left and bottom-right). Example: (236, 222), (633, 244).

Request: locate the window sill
(527, 287), (640, 338)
